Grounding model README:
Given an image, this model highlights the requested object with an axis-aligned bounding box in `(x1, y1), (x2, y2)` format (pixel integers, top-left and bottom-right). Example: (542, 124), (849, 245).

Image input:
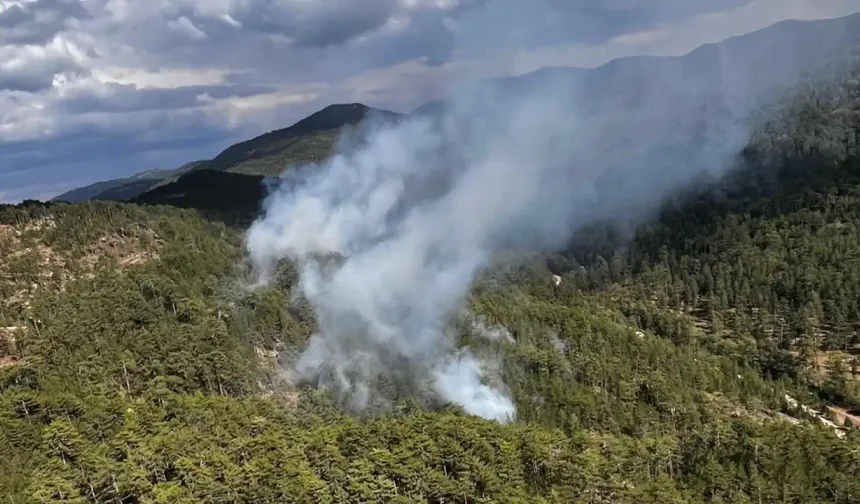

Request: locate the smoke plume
(243, 29), (829, 421)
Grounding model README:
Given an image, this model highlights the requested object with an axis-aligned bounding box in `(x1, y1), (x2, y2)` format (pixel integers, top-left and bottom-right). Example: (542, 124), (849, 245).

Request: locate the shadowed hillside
(132, 170), (269, 226)
(51, 161), (206, 204)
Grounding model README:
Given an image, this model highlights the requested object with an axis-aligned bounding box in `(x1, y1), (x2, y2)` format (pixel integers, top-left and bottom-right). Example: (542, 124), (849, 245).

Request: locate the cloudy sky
(1, 0), (858, 202)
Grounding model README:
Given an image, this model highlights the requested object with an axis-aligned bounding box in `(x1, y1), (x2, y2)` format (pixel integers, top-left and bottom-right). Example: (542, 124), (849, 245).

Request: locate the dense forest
(3, 55), (860, 504)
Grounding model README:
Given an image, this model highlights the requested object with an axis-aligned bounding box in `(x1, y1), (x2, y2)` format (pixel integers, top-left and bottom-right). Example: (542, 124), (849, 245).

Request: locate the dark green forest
(3, 58), (860, 503)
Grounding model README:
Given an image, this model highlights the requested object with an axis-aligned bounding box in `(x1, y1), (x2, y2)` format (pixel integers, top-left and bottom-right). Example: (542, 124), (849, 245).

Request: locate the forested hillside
(3, 199), (859, 503)
(553, 50), (860, 405)
(4, 46), (860, 504)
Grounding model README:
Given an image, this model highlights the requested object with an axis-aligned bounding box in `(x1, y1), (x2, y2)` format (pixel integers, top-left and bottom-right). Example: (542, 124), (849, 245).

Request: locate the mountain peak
(289, 103), (394, 134)
(202, 102), (400, 173)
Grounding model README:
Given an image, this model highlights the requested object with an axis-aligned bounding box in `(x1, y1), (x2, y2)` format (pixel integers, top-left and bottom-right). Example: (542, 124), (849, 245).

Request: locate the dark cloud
(362, 10), (459, 68)
(449, 0), (755, 51)
(584, 0), (754, 24)
(77, 1), (481, 83)
(227, 0), (486, 49)
(275, 9), (461, 83)
(0, 54), (83, 91)
(0, 73), (50, 92)
(242, 0), (400, 48)
(53, 82), (276, 114)
(0, 113), (239, 190)
(0, 0), (88, 45)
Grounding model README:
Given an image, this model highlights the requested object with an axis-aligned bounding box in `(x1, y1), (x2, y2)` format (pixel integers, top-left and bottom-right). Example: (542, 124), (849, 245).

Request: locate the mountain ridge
(53, 12), (860, 214)
(52, 103), (400, 203)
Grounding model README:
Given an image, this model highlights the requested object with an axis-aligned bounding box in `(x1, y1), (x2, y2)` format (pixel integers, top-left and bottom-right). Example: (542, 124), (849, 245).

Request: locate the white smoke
(433, 351), (513, 421)
(243, 32), (821, 421)
(463, 311), (515, 344)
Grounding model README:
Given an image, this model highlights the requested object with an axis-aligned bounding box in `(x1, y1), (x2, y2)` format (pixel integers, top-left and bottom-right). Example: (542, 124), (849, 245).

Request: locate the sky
(1, 0), (858, 203)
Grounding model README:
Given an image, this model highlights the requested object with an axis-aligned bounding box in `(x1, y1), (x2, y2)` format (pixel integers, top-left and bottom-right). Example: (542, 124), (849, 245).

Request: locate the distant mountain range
(52, 12), (860, 214)
(53, 162), (206, 203)
(52, 103), (400, 204)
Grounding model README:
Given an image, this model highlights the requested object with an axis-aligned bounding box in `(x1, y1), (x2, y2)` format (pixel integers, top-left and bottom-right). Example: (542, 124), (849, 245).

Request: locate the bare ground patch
(1, 219), (164, 348)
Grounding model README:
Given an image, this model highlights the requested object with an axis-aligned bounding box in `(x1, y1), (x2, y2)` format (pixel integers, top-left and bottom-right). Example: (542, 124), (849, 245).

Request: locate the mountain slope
(51, 162), (206, 203)
(485, 12), (860, 105)
(203, 102), (401, 176)
(53, 104), (400, 206)
(51, 169), (172, 203)
(131, 169), (269, 226)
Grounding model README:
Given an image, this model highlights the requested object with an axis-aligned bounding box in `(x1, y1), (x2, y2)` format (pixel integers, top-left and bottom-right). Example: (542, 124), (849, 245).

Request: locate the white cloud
(166, 16), (208, 41)
(0, 34), (87, 91)
(91, 67), (228, 89)
(197, 87), (323, 128)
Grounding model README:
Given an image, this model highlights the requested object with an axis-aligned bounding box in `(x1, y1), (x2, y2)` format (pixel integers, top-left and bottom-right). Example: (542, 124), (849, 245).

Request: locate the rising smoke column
(244, 71), (753, 422)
